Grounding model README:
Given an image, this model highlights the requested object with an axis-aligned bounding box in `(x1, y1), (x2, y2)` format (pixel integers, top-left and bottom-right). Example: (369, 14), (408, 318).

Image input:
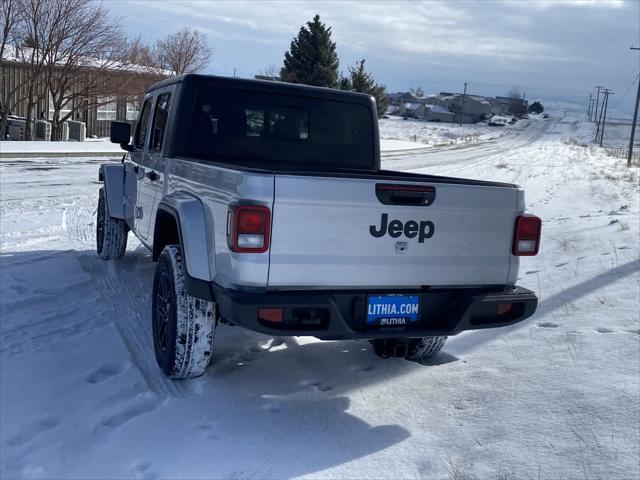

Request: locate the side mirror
(110, 121), (133, 151)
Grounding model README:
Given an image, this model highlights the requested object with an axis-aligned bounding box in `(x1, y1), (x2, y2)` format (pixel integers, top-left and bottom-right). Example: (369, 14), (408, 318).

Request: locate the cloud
(119, 0), (638, 109)
(126, 0), (588, 63)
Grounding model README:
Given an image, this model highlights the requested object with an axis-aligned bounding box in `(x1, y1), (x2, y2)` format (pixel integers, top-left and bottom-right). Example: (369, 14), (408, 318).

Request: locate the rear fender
(155, 193), (213, 284)
(99, 164), (125, 219)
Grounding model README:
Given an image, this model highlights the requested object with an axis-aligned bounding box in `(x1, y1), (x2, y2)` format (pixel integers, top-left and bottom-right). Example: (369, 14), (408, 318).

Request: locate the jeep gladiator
(98, 74), (541, 379)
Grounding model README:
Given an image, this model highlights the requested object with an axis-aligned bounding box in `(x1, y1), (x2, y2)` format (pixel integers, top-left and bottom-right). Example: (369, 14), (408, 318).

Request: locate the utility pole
(628, 46), (640, 167)
(459, 82), (468, 126)
(599, 89), (614, 147)
(595, 91), (606, 141)
(587, 93), (592, 119)
(590, 98), (595, 121)
(594, 86), (603, 123)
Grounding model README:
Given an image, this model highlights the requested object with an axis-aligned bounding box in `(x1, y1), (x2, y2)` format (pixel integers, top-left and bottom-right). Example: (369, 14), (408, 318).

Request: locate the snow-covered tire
(96, 187), (128, 260)
(370, 336), (447, 361)
(406, 336), (447, 363)
(152, 245), (216, 379)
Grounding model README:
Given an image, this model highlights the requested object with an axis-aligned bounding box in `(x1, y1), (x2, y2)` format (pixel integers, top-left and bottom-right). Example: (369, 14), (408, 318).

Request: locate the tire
(96, 187), (128, 260)
(371, 336), (447, 362)
(152, 245), (216, 379)
(406, 336), (447, 363)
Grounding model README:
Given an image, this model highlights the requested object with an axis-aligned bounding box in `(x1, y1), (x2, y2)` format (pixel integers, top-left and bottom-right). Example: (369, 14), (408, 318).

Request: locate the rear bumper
(214, 285), (538, 340)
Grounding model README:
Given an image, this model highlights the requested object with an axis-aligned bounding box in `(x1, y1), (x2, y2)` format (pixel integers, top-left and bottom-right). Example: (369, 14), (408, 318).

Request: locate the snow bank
(379, 115), (516, 148)
(0, 140), (123, 157)
(379, 138), (431, 152)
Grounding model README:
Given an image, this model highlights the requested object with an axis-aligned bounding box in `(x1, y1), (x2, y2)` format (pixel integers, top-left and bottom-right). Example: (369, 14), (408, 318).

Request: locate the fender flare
(98, 164), (125, 219)
(155, 193), (213, 285)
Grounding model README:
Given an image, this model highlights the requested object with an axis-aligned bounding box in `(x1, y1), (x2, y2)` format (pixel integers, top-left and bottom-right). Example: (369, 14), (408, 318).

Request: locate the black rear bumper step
(213, 285), (538, 340)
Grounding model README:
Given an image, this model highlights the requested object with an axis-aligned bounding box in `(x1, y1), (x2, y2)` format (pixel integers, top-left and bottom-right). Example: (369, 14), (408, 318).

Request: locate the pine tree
(338, 73), (352, 91)
(281, 15), (339, 88)
(346, 59), (389, 117)
(528, 101), (544, 114)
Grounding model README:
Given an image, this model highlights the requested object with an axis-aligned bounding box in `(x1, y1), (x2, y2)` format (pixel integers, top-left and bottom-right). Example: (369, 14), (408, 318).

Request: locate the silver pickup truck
(98, 74), (541, 379)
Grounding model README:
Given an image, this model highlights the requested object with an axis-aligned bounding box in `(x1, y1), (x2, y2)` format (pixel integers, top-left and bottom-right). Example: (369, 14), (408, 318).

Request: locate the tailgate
(268, 174), (519, 288)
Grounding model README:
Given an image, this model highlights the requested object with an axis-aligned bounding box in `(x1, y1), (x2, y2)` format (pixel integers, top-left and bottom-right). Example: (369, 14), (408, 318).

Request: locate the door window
(134, 99), (152, 149)
(150, 93), (171, 152)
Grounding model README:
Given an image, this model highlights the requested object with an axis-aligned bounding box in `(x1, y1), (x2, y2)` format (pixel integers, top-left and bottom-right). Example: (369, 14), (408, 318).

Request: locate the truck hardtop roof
(146, 74), (375, 105)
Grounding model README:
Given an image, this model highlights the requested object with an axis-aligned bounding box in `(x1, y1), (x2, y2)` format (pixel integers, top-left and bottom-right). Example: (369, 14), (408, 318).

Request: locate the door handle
(146, 171), (159, 182)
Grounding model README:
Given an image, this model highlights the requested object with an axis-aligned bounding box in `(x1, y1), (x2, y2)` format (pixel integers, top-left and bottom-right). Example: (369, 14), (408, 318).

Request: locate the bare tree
(154, 27), (211, 76)
(43, 0), (139, 140)
(127, 36), (155, 68)
(3, 0), (163, 141)
(507, 87), (523, 100)
(1, 0), (23, 138)
(258, 64), (280, 79)
(507, 86), (524, 115)
(16, 0), (54, 140)
(1, 0), (19, 59)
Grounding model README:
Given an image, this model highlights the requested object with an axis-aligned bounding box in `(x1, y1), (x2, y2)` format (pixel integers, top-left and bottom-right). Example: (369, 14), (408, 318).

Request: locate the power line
(611, 72), (640, 109)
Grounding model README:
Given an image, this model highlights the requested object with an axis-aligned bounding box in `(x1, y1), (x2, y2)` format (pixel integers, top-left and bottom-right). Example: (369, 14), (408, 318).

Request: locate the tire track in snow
(66, 196), (189, 398)
(385, 119), (553, 177)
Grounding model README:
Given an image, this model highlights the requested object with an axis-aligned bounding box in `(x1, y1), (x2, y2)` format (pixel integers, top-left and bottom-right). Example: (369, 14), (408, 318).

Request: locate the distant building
(447, 95), (492, 124)
(389, 92), (423, 107)
(424, 104), (455, 122)
(1, 46), (163, 138)
(386, 89), (528, 124)
(398, 102), (426, 118)
(495, 96), (528, 116)
(386, 104), (401, 115)
(485, 97), (509, 115)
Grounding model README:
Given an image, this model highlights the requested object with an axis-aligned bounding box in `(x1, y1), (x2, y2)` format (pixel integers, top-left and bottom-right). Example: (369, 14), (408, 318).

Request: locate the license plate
(367, 294), (420, 326)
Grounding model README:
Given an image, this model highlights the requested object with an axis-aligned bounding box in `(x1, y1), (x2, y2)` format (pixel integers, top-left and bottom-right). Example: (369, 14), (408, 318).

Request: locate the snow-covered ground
(378, 115), (525, 148)
(1, 109), (639, 479)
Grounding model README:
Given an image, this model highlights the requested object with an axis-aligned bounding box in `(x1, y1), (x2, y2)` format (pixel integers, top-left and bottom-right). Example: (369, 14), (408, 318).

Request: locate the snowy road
(1, 113), (639, 479)
(381, 117), (549, 173)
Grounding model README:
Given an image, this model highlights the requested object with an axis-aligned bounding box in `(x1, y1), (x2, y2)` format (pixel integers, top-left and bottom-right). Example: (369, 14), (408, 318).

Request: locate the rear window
(189, 88), (374, 168)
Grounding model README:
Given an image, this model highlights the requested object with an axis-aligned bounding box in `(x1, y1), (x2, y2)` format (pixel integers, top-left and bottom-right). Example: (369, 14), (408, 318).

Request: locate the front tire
(96, 187), (128, 260)
(152, 245), (216, 379)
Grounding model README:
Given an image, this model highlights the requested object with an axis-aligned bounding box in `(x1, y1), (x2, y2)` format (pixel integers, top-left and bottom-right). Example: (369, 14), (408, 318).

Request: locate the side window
(150, 93), (171, 152)
(134, 99), (152, 149)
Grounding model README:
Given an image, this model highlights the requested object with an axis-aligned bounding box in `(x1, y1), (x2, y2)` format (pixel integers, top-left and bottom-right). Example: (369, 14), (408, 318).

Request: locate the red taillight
(258, 307), (283, 323)
(513, 214), (541, 256)
(497, 303), (513, 316)
(228, 205), (271, 253)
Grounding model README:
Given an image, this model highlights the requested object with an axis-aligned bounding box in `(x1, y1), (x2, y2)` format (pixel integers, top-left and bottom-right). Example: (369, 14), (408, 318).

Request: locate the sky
(114, 0), (640, 115)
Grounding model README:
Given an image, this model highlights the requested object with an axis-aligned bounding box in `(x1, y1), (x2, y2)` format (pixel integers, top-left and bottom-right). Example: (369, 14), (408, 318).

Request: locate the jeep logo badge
(370, 214), (434, 243)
